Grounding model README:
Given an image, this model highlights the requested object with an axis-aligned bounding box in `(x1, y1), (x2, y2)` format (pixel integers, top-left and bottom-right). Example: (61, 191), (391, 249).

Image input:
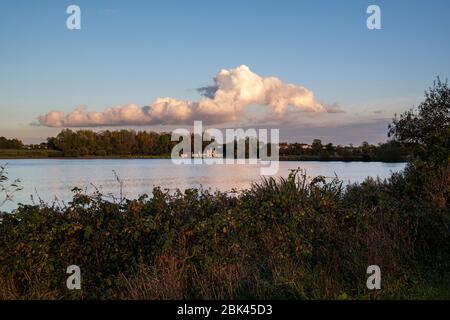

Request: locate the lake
(0, 159), (406, 212)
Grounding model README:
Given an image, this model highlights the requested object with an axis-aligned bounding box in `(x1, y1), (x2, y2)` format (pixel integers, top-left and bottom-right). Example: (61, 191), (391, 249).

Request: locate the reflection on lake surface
(1, 159), (406, 212)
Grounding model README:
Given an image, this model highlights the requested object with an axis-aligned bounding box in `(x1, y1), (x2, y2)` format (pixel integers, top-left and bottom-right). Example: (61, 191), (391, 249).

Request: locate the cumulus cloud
(37, 65), (326, 127)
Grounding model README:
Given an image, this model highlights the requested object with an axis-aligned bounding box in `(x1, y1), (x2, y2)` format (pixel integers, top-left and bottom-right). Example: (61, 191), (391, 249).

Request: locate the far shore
(0, 155), (408, 163)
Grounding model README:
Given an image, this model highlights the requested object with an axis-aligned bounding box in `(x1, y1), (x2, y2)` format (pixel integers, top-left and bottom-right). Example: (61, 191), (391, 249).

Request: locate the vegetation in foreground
(0, 79), (448, 300)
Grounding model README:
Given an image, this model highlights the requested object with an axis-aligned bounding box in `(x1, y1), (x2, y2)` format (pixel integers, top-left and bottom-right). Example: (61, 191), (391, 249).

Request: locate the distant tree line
(279, 139), (411, 162)
(46, 129), (173, 157)
(1, 129), (412, 161)
(42, 129), (411, 161)
(0, 137), (23, 149)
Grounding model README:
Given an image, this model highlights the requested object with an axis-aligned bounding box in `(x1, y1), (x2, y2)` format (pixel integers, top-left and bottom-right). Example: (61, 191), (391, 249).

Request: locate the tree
(388, 78), (450, 162)
(0, 137), (23, 149)
(311, 139), (323, 155)
(376, 141), (404, 162)
(325, 143), (335, 154)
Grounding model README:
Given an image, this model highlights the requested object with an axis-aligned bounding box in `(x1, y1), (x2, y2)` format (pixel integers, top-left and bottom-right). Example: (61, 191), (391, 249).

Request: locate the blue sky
(1, 0), (450, 144)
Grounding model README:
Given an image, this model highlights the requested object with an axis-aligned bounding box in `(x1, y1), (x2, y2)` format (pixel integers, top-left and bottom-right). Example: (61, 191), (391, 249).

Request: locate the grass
(0, 149), (174, 159)
(1, 149), (405, 162)
(0, 149), (63, 158)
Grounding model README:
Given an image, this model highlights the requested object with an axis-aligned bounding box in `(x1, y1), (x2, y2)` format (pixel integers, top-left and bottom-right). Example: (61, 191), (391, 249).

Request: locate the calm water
(0, 159), (406, 212)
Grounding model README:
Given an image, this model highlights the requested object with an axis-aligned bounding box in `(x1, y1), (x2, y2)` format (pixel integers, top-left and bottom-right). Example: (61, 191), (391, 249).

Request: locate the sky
(1, 0), (450, 145)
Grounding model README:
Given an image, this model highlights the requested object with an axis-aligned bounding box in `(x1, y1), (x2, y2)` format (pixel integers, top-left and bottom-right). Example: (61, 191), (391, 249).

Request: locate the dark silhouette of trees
(389, 77), (450, 163)
(7, 128), (407, 161)
(311, 139), (323, 154)
(0, 137), (23, 149)
(387, 78), (450, 268)
(47, 129), (174, 157)
(279, 139), (409, 162)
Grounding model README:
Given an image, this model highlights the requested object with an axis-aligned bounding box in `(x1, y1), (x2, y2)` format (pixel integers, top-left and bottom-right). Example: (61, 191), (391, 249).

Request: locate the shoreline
(0, 155), (408, 163)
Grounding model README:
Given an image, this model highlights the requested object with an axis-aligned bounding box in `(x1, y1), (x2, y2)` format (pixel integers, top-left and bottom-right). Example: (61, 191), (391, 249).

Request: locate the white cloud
(37, 65), (326, 127)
